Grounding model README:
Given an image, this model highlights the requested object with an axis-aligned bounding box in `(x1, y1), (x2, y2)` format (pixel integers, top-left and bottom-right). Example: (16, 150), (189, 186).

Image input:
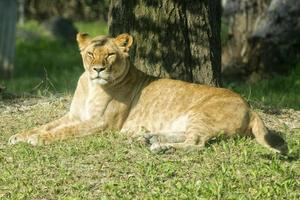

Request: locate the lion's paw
(27, 134), (41, 146)
(27, 133), (50, 146)
(8, 134), (27, 145)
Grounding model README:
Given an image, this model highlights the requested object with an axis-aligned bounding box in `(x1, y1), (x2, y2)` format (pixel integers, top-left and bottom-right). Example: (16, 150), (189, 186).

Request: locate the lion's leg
(141, 131), (187, 144)
(129, 126), (187, 145)
(150, 142), (204, 153)
(8, 114), (75, 145)
(39, 114), (73, 131)
(149, 134), (209, 153)
(147, 123), (212, 153)
(26, 120), (107, 146)
(135, 130), (208, 153)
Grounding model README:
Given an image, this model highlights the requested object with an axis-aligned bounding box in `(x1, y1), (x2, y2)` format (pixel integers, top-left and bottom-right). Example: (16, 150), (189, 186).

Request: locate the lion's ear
(76, 32), (91, 50)
(114, 33), (133, 52)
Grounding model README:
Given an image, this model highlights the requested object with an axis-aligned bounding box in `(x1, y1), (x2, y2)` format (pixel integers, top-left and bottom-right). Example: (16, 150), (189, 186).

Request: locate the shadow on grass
(205, 133), (299, 162)
(260, 153), (300, 162)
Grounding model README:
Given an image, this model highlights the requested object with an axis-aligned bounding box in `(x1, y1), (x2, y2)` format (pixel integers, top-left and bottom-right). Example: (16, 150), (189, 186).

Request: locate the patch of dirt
(0, 95), (71, 114)
(257, 108), (300, 133)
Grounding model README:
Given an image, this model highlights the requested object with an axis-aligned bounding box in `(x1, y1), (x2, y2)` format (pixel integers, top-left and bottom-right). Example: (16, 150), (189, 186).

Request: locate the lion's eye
(87, 51), (94, 58)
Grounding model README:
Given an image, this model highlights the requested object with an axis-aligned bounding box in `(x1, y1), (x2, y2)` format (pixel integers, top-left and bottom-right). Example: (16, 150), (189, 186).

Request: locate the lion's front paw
(27, 133), (51, 146)
(8, 134), (27, 145)
(27, 134), (41, 146)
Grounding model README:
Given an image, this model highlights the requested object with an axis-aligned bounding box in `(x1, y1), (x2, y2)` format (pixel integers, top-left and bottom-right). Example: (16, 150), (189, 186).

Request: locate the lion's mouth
(91, 75), (101, 80)
(91, 73), (109, 80)
(90, 74), (110, 85)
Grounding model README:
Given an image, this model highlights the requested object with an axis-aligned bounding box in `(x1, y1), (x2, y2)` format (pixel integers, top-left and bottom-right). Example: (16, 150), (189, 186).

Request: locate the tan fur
(8, 33), (288, 154)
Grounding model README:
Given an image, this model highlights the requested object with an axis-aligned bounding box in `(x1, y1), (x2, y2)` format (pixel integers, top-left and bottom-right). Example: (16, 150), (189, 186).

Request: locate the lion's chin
(92, 78), (109, 85)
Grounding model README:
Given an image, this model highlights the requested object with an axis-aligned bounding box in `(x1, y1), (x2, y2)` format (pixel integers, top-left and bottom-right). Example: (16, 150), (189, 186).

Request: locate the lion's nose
(93, 67), (105, 73)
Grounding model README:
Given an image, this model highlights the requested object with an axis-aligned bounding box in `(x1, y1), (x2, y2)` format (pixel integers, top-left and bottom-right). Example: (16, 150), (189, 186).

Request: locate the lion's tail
(249, 111), (288, 154)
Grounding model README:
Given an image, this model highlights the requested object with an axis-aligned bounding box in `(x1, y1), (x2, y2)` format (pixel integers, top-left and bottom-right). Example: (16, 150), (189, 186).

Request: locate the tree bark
(222, 0), (268, 81)
(18, 0), (25, 25)
(108, 0), (221, 86)
(0, 0), (17, 79)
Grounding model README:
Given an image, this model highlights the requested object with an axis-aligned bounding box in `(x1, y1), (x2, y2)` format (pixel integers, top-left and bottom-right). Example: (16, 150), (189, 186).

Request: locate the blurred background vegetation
(8, 20), (107, 94)
(0, 0), (109, 96)
(0, 0), (299, 110)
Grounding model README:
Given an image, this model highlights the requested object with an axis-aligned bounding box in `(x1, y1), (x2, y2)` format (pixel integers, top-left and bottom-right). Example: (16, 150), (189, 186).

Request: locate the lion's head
(76, 33), (133, 85)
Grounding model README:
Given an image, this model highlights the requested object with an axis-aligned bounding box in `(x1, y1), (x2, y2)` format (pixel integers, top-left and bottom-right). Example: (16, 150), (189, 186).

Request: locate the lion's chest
(80, 93), (109, 121)
(80, 89), (131, 129)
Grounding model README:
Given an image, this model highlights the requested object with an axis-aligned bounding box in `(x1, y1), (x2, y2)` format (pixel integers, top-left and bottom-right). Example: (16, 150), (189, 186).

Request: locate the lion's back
(122, 78), (250, 134)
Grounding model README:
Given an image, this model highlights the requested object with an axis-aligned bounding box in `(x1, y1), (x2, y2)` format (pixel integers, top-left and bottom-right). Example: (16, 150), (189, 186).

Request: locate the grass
(0, 20), (299, 199)
(0, 96), (299, 199)
(227, 65), (300, 110)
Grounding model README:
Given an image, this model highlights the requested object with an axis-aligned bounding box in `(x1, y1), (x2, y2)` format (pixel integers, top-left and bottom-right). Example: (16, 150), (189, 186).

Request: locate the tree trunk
(18, 0), (25, 25)
(0, 0), (17, 79)
(222, 0), (268, 81)
(108, 0), (221, 86)
(222, 0), (300, 82)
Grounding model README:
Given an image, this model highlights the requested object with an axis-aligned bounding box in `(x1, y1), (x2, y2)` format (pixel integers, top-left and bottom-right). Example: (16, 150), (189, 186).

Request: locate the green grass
(0, 97), (299, 199)
(227, 65), (300, 110)
(0, 20), (299, 199)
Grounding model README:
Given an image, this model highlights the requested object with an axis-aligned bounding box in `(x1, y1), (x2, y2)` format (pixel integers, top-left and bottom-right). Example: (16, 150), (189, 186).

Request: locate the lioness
(9, 33), (288, 154)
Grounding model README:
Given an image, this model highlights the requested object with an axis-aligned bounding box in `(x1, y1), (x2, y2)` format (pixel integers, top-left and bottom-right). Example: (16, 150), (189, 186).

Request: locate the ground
(0, 95), (299, 199)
